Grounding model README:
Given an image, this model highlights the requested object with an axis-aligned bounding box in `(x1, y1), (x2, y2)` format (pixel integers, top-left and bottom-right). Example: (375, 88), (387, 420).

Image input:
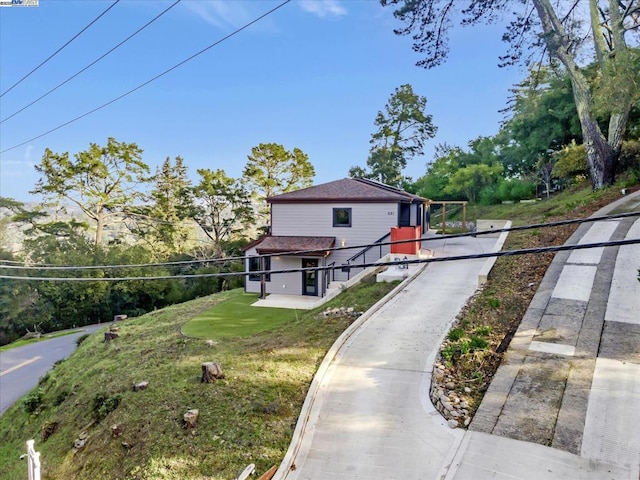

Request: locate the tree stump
(201, 362), (224, 383)
(183, 409), (199, 429)
(133, 381), (149, 392)
(114, 314), (128, 322)
(111, 424), (124, 438)
(104, 331), (119, 342)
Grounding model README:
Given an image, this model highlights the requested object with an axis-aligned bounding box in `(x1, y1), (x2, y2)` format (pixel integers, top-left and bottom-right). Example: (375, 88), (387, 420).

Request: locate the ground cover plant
(0, 277), (398, 480)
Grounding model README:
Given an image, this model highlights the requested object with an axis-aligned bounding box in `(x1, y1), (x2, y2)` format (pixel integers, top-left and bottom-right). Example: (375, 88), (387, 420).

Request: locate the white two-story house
(243, 177), (428, 299)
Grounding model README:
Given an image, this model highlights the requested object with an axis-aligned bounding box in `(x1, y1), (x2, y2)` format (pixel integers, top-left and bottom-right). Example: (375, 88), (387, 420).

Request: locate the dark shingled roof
(267, 178), (427, 204)
(254, 236), (336, 256)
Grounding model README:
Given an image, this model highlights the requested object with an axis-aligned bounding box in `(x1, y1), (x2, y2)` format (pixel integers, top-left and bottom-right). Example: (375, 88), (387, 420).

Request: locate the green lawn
(181, 291), (300, 339)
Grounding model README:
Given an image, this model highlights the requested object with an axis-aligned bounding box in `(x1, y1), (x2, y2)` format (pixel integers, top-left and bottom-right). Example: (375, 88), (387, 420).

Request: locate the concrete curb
(478, 220), (512, 286)
(272, 261), (429, 480)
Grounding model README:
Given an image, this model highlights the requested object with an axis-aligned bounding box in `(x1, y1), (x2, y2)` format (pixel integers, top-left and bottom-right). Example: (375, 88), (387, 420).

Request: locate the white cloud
(183, 1), (252, 29)
(299, 0), (347, 18)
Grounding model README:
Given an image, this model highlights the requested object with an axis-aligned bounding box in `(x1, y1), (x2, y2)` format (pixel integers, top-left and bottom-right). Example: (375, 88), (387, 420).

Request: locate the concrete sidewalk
(466, 189), (640, 479)
(273, 190), (640, 480)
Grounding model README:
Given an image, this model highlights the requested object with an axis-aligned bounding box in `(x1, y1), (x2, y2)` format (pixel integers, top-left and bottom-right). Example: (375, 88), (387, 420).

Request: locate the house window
(333, 208), (352, 227)
(248, 256), (271, 281)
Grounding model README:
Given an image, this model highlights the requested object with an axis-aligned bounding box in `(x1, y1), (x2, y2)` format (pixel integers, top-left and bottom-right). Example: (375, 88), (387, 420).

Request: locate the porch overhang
(255, 236), (336, 257)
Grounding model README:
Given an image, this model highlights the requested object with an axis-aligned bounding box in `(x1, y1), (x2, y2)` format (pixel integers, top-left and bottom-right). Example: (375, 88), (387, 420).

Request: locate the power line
(1, 210), (639, 271)
(1, 237), (639, 282)
(0, 0), (181, 124)
(0, 0), (292, 154)
(0, 1), (120, 98)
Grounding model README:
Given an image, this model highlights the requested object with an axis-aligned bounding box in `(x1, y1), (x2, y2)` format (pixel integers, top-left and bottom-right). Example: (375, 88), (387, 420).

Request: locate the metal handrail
(327, 261), (336, 282)
(345, 232), (391, 264)
(344, 232), (391, 280)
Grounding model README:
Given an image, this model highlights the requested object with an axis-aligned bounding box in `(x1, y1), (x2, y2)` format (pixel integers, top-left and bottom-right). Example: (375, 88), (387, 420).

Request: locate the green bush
(448, 327), (465, 341)
(458, 340), (471, 355)
(553, 141), (587, 182)
(497, 179), (536, 202)
(474, 325), (492, 336)
(478, 184), (501, 205)
(92, 392), (122, 421)
(23, 388), (45, 414)
(469, 336), (489, 350)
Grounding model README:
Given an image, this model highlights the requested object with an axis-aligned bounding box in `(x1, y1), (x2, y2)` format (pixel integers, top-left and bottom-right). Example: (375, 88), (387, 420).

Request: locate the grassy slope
(0, 279), (398, 480)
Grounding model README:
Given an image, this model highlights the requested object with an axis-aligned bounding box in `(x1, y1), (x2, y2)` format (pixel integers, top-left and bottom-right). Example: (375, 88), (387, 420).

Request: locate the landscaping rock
(447, 419), (458, 429)
(113, 314), (128, 321)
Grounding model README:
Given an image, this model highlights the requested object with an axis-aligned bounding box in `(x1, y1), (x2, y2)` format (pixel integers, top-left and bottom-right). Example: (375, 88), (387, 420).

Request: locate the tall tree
(31, 138), (149, 245)
(193, 169), (255, 257)
(382, 0), (640, 189)
(350, 84), (436, 186)
(127, 156), (194, 257)
(242, 143), (315, 227)
(499, 66), (582, 177)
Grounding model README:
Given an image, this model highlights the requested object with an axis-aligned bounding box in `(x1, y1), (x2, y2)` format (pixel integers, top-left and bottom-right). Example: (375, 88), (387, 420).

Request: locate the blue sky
(0, 0), (525, 201)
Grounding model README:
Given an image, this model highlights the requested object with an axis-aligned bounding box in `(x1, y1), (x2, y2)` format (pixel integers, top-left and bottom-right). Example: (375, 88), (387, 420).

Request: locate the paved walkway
(470, 190), (640, 478)
(273, 191), (640, 480)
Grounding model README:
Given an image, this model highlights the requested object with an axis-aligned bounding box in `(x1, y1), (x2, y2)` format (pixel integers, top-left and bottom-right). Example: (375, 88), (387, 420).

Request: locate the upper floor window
(333, 208), (352, 227)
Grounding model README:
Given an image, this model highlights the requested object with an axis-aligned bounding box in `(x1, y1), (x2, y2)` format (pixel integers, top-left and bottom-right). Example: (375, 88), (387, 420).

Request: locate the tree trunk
(532, 0), (625, 189)
(95, 211), (104, 245)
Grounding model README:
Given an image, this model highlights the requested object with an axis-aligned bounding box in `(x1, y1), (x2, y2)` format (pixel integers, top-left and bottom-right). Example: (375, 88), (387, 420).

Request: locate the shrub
(92, 392), (122, 421)
(497, 179), (536, 202)
(54, 389), (70, 406)
(474, 325), (492, 336)
(23, 388), (45, 414)
(553, 141), (587, 182)
(478, 184), (501, 205)
(448, 327), (465, 341)
(469, 336), (489, 350)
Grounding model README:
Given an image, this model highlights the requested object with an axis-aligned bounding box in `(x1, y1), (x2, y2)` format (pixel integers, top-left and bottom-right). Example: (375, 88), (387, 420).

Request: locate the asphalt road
(0, 323), (110, 415)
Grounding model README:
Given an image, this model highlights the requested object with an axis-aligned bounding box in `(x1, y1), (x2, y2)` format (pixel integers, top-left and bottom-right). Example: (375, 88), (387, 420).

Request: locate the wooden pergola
(426, 200), (468, 234)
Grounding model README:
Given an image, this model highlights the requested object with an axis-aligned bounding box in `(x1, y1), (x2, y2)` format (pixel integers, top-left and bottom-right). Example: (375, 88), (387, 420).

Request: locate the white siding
(271, 202), (399, 282)
(245, 251), (311, 296)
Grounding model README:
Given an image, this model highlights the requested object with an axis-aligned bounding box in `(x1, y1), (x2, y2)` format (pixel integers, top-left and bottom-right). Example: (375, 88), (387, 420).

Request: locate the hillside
(0, 280), (398, 480)
(0, 182), (636, 480)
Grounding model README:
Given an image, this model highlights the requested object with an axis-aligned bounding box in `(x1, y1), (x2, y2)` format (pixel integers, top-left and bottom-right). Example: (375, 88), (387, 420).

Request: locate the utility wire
(2, 210), (638, 271)
(0, 1), (120, 98)
(2, 237), (639, 282)
(0, 0), (181, 124)
(0, 0), (292, 154)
